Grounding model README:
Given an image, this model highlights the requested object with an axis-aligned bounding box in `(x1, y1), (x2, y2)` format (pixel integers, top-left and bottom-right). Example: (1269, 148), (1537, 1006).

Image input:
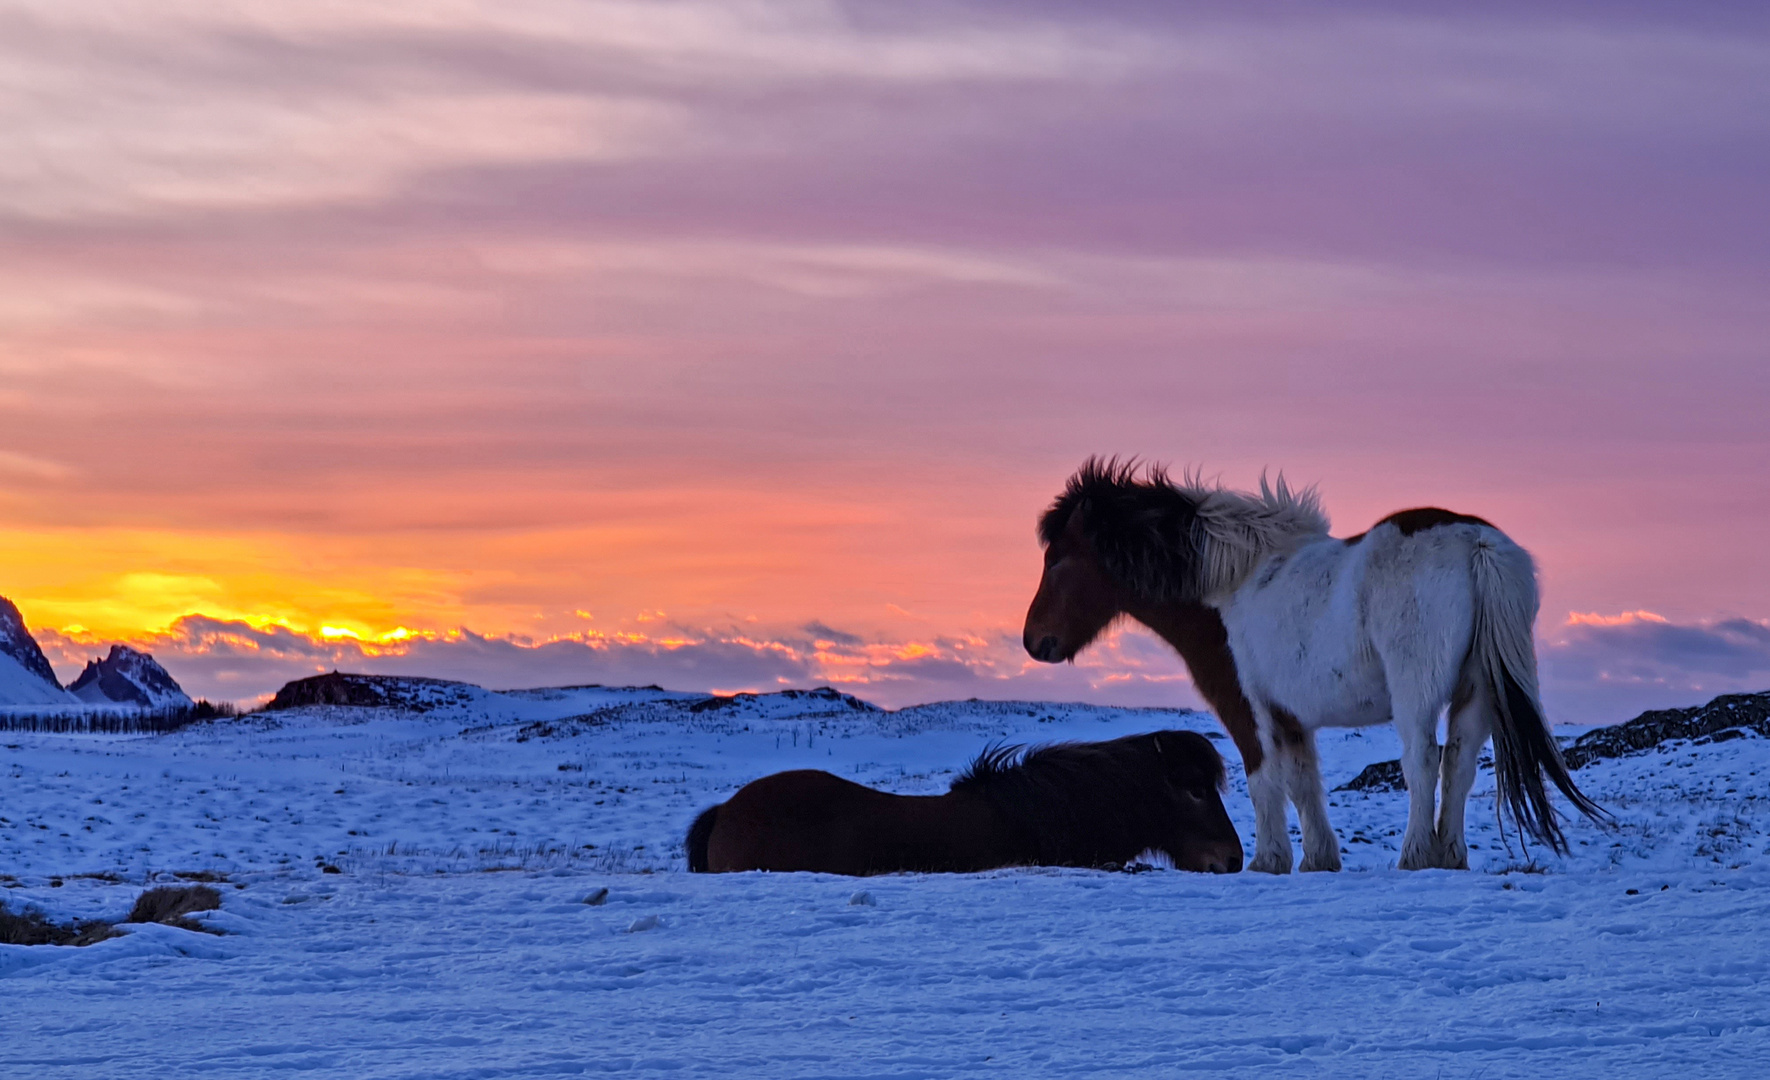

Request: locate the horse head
(1023, 459), (1205, 664)
(1149, 729), (1243, 874)
(1023, 504), (1126, 663)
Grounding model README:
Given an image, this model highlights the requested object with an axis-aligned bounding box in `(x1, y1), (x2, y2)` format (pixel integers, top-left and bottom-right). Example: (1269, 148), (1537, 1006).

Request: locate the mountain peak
(68, 644), (192, 709)
(0, 595), (62, 688)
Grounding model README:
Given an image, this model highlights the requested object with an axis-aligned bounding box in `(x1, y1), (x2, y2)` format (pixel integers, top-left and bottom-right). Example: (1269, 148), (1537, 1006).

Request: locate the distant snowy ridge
(67, 645), (192, 709)
(260, 672), (1175, 742)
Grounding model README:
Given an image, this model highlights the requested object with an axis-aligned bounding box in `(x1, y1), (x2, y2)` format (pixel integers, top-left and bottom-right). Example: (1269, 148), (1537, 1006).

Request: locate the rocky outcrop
(265, 672), (481, 713)
(1335, 759), (1406, 793)
(1334, 690), (1770, 793)
(67, 644), (192, 709)
(1560, 691), (1770, 769)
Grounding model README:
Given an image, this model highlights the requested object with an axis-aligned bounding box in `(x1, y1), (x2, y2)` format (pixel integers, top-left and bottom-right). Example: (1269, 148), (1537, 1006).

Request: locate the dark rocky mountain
(0, 595), (63, 689)
(0, 595), (76, 705)
(67, 644), (193, 709)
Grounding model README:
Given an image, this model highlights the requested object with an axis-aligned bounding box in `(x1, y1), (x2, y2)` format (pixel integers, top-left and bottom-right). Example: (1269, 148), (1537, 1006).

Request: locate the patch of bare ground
(0, 884), (225, 948)
(0, 906), (120, 946)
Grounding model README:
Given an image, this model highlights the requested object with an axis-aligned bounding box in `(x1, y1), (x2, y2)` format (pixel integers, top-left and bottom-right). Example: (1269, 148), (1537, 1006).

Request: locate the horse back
(704, 769), (1007, 875)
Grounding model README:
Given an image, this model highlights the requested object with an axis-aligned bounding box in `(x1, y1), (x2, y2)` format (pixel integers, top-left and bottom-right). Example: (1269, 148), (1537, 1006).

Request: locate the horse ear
(1065, 501), (1090, 544)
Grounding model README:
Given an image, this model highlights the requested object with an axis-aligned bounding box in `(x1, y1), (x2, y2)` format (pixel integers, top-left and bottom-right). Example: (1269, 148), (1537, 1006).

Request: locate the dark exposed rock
(265, 672), (480, 713)
(1333, 690), (1770, 792)
(1560, 691), (1770, 769)
(1335, 759), (1407, 793)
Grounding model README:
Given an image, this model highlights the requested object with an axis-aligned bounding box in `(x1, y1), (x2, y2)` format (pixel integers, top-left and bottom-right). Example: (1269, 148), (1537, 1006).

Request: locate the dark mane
(951, 730), (1226, 867)
(1038, 456), (1203, 602)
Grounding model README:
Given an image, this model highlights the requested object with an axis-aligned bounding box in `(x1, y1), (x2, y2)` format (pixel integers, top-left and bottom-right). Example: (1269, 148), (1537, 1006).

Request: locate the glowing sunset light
(1565, 611), (1672, 628)
(1, 3), (1766, 722)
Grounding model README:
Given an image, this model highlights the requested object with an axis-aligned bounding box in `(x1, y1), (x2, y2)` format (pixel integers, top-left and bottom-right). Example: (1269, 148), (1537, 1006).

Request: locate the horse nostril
(1029, 635), (1061, 662)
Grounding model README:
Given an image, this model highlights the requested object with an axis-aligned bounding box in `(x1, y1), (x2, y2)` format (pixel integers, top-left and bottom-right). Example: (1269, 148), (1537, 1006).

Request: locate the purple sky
(3, 2), (1767, 721)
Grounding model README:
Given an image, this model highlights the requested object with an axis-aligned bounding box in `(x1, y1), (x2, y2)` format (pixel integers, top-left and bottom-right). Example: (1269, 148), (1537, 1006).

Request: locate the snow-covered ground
(4, 684), (1769, 1078)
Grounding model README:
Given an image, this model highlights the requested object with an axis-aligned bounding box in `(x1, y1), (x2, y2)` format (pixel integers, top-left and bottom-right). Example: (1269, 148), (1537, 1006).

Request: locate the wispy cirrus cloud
(4, 2), (1768, 720)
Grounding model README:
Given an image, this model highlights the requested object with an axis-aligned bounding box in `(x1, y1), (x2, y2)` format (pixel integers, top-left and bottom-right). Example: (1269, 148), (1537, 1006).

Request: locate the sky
(2, 1), (1767, 721)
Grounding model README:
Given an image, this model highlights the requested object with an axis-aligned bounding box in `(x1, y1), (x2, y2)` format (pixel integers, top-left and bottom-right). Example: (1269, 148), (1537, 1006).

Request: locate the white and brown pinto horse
(1023, 459), (1605, 873)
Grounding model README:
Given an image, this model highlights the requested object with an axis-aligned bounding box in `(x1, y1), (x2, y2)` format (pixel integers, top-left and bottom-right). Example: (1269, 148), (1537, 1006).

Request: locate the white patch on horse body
(1209, 512), (1539, 872)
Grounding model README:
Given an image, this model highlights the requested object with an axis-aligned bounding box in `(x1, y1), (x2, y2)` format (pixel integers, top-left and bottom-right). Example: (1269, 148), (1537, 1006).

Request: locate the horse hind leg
(1434, 673), (1494, 870)
(1392, 693), (1445, 871)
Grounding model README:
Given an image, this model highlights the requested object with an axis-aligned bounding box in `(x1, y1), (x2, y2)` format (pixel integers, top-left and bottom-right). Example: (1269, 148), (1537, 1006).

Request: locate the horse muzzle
(1024, 632), (1067, 663)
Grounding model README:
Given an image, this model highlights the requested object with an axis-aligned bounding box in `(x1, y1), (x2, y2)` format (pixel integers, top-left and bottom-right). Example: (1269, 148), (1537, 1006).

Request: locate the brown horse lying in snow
(685, 730), (1243, 875)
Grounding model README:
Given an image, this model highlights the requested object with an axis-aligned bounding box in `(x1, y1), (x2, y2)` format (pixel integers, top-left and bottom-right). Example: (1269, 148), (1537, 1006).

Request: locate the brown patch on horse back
(1128, 601), (1263, 775)
(1268, 703), (1307, 747)
(1345, 507), (1495, 545)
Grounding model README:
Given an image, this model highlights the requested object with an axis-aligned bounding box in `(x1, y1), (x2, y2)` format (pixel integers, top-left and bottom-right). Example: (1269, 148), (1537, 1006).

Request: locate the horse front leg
(1392, 698), (1443, 871)
(1244, 707), (1294, 874)
(1434, 679), (1494, 870)
(1289, 727), (1341, 872)
(1245, 760), (1293, 874)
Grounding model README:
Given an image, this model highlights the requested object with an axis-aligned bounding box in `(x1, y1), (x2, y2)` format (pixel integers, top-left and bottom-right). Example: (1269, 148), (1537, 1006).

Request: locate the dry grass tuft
(0, 905), (121, 947)
(127, 884), (223, 932)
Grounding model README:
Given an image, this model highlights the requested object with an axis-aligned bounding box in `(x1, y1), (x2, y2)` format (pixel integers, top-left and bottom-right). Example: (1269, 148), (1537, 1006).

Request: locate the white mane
(1176, 472), (1330, 600)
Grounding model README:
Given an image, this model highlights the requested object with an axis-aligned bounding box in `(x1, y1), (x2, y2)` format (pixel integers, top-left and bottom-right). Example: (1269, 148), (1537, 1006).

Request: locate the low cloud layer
(1540, 612), (1770, 724)
(36, 614), (1207, 712)
(36, 609), (1770, 725)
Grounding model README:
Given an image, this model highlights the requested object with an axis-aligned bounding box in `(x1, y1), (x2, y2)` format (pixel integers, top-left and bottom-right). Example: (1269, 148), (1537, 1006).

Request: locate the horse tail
(685, 804), (720, 873)
(1468, 531), (1607, 853)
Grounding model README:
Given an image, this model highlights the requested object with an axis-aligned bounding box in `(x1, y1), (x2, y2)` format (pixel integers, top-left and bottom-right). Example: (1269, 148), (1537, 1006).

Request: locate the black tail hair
(685, 804), (719, 873)
(1490, 663), (1608, 854)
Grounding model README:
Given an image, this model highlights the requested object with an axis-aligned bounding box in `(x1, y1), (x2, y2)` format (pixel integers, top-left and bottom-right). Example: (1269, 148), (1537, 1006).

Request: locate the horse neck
(915, 791), (1034, 870)
(1189, 484), (1329, 600)
(1125, 599), (1264, 774)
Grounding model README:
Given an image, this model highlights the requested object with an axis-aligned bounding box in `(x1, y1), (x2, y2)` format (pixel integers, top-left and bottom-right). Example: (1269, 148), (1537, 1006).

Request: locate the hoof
(1247, 850), (1293, 875)
(1397, 849), (1435, 871)
(1432, 833), (1469, 870)
(1300, 851), (1342, 873)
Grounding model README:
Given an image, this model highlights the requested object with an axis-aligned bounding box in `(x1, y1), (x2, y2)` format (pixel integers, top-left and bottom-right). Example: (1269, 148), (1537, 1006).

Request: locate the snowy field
(4, 683), (1769, 1078)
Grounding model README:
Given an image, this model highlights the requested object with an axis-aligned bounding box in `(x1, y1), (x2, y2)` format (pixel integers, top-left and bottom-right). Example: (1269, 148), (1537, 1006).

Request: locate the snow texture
(4, 683), (1770, 1077)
